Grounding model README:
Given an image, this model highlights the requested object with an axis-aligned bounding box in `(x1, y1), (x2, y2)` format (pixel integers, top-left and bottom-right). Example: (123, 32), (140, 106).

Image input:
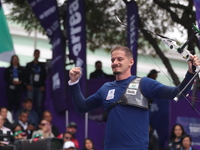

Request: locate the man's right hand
(69, 67), (82, 83)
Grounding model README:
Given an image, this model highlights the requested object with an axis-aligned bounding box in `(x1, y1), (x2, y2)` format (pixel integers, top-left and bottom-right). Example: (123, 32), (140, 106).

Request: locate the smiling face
(111, 49), (134, 80)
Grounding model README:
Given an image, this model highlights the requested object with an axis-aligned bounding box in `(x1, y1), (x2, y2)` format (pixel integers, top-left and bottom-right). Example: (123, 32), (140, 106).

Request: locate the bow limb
(137, 16), (181, 85)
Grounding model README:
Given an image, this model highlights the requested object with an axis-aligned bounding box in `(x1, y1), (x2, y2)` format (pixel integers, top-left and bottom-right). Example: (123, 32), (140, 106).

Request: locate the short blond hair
(111, 46), (133, 58)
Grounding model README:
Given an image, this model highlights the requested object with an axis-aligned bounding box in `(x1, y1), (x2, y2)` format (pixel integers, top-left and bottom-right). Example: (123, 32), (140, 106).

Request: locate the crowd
(4, 49), (46, 117)
(0, 105), (95, 150)
(1, 49), (96, 150)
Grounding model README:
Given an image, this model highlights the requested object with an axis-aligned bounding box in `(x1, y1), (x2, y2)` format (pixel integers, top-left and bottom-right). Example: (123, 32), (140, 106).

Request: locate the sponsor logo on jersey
(106, 89), (115, 100)
(126, 89), (137, 95)
(128, 83), (139, 89)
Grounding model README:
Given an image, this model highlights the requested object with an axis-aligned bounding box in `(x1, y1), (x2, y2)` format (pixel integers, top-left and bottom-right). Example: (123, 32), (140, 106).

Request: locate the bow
(158, 24), (200, 101)
(115, 14), (200, 114)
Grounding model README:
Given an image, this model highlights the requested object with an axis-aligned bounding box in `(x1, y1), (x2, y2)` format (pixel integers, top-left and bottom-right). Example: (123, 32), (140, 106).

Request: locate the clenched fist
(69, 67), (82, 83)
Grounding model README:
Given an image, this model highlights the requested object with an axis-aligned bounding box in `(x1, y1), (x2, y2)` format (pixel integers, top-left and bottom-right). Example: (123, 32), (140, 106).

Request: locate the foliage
(2, 0), (200, 85)
(3, 0), (43, 34)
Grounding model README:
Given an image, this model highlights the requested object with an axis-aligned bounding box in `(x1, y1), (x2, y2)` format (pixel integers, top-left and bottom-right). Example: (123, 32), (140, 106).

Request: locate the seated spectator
(13, 110), (35, 139)
(32, 119), (54, 139)
(63, 141), (76, 150)
(82, 138), (95, 150)
(14, 98), (39, 126)
(63, 132), (73, 143)
(0, 114), (13, 145)
(0, 114), (12, 135)
(13, 130), (27, 140)
(180, 135), (196, 150)
(66, 122), (79, 149)
(166, 124), (186, 150)
(12, 124), (22, 133)
(0, 107), (13, 130)
(42, 110), (59, 137)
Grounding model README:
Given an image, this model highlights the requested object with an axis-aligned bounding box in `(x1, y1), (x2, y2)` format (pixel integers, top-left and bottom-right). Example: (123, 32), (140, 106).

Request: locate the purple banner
(27, 0), (67, 112)
(177, 117), (200, 147)
(193, 0), (200, 44)
(67, 0), (87, 95)
(126, 0), (139, 75)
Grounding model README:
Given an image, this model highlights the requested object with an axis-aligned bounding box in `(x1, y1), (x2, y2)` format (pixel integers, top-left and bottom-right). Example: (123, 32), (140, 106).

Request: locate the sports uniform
(69, 72), (194, 150)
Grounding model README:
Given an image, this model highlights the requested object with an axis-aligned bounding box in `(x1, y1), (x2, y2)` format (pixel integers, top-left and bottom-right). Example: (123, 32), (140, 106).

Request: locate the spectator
(147, 69), (160, 80)
(0, 114), (12, 135)
(90, 61), (108, 79)
(180, 135), (196, 150)
(83, 138), (95, 150)
(63, 132), (73, 143)
(4, 55), (25, 112)
(63, 141), (76, 150)
(14, 98), (39, 126)
(13, 130), (27, 140)
(66, 122), (79, 149)
(0, 107), (13, 130)
(13, 110), (35, 139)
(166, 124), (186, 150)
(42, 110), (59, 137)
(12, 124), (22, 133)
(25, 49), (46, 117)
(32, 119), (54, 139)
(0, 114), (13, 145)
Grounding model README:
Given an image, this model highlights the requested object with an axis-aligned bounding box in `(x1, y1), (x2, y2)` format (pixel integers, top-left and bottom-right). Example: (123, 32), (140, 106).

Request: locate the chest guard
(107, 77), (153, 112)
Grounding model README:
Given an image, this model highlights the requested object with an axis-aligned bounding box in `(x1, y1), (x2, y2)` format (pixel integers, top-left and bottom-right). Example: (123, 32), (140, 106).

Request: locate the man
(63, 132), (73, 143)
(69, 45), (200, 149)
(147, 69), (160, 80)
(25, 49), (46, 117)
(14, 98), (39, 126)
(14, 110), (35, 139)
(90, 61), (108, 79)
(66, 122), (79, 149)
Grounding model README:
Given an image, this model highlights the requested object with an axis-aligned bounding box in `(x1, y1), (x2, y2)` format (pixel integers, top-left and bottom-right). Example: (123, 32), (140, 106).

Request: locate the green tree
(2, 0), (199, 85)
(123, 0), (199, 85)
